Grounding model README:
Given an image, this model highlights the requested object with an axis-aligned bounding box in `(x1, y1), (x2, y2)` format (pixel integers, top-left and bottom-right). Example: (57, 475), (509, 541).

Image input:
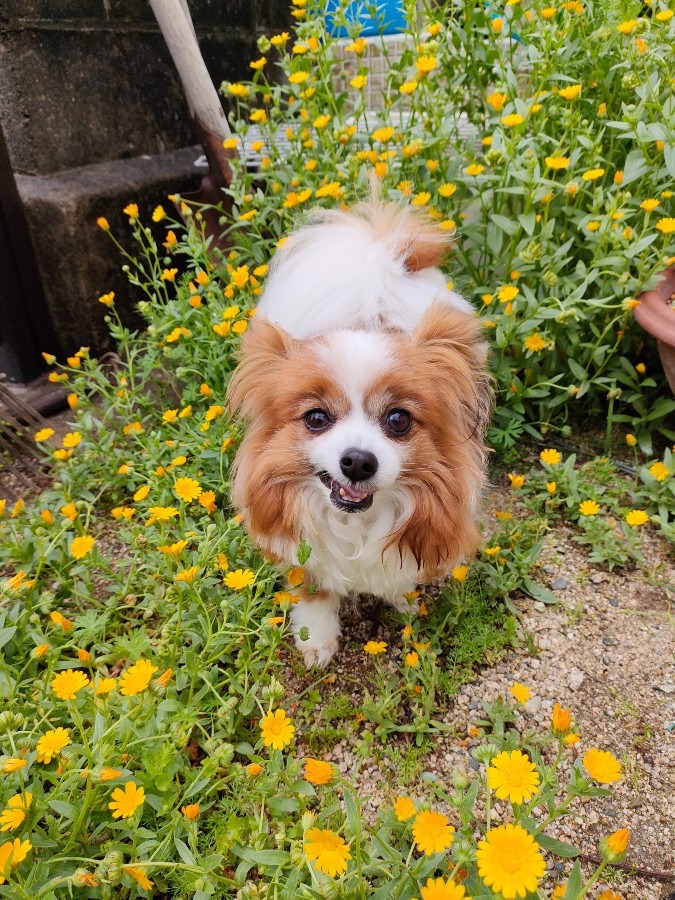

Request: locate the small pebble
(551, 577), (568, 590)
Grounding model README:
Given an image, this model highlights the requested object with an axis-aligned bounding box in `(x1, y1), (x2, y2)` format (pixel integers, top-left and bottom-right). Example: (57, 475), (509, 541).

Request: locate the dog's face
(228, 303), (491, 574)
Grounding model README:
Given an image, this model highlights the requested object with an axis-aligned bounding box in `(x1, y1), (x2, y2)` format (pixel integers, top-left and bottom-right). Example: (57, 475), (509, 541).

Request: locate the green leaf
(522, 578), (557, 604)
(174, 835), (195, 865)
(0, 626), (17, 650)
(297, 539), (312, 565)
(268, 795), (300, 817)
(536, 832), (580, 858)
(564, 860), (583, 899)
(343, 786), (359, 839)
(47, 799), (77, 819)
(233, 846), (290, 867)
(492, 214), (519, 236)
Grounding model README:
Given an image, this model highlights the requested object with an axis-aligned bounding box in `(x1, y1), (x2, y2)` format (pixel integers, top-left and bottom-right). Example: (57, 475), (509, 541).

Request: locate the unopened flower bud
(262, 676), (285, 703)
(600, 827), (629, 863)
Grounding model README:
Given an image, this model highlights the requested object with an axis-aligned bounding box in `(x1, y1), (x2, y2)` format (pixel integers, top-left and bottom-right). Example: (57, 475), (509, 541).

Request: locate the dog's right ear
(227, 318), (298, 420)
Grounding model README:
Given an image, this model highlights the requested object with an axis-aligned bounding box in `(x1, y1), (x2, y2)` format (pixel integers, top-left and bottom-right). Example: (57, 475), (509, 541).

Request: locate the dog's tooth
(339, 488), (346, 497)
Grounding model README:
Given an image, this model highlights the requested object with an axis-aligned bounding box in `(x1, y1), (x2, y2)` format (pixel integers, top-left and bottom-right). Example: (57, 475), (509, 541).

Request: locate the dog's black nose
(340, 448), (378, 482)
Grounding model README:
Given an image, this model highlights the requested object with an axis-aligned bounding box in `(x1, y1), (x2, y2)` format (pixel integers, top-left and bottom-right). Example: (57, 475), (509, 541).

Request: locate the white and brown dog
(228, 198), (491, 667)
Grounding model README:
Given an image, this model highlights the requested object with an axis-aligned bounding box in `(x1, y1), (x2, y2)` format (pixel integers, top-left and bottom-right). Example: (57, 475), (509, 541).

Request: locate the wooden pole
(149, 0), (235, 194)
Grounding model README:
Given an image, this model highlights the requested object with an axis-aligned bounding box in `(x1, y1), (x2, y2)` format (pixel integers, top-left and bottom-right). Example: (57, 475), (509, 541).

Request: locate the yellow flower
(1, 760), (27, 774)
(51, 669), (90, 700)
(224, 568), (256, 590)
(412, 809), (455, 856)
(163, 409), (178, 423)
(399, 80), (418, 94)
(649, 460), (669, 481)
(0, 838), (32, 881)
(70, 535), (95, 559)
(33, 643), (50, 657)
(350, 74), (367, 89)
(304, 758), (334, 785)
(656, 217), (675, 234)
(616, 19), (637, 33)
(524, 333), (547, 352)
(173, 477), (202, 502)
(249, 56), (266, 70)
(541, 6), (556, 17)
(304, 827), (351, 877)
(438, 183), (457, 198)
(62, 431), (82, 448)
(36, 728), (71, 763)
(199, 490), (216, 513)
(111, 506), (134, 520)
(49, 611), (72, 630)
(559, 84), (581, 100)
(540, 448), (561, 465)
(152, 205), (165, 222)
(123, 203), (139, 219)
(119, 659), (158, 697)
(487, 91), (507, 111)
(345, 37), (367, 54)
(625, 509), (649, 526)
(552, 703), (572, 733)
(578, 499), (600, 516)
(501, 113), (525, 127)
(583, 748), (622, 783)
(96, 216), (110, 230)
(487, 750), (540, 804)
(364, 641), (387, 655)
(159, 539), (189, 558)
(372, 126), (395, 143)
(508, 473), (525, 489)
(510, 682), (531, 704)
(181, 803), (200, 820)
(420, 877), (469, 900)
(260, 708), (295, 750)
(412, 192), (431, 206)
(603, 827), (630, 859)
(586, 221), (601, 232)
(582, 168), (605, 181)
(34, 427), (55, 442)
(270, 31), (289, 46)
(394, 796), (416, 821)
(492, 16), (504, 31)
(0, 793), (32, 831)
(161, 267), (178, 282)
(416, 55), (438, 76)
(134, 485), (150, 502)
(465, 163), (484, 176)
(109, 781), (145, 819)
(656, 8), (674, 20)
(476, 823), (546, 899)
(452, 565), (468, 582)
(123, 866), (153, 890)
(498, 284), (519, 303)
(640, 198), (659, 212)
(546, 155), (570, 170)
(405, 651), (419, 667)
(625, 433), (637, 446)
(175, 566), (199, 584)
(96, 677), (117, 696)
(313, 114), (331, 130)
(147, 506), (179, 524)
(98, 767), (122, 782)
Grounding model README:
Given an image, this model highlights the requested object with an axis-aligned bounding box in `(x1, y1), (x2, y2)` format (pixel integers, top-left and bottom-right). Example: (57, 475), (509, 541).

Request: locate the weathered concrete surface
(0, 1), (272, 175)
(16, 146), (203, 356)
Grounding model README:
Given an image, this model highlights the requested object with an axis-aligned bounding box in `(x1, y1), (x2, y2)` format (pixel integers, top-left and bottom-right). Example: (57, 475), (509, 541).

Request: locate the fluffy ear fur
(412, 301), (492, 438)
(227, 319), (299, 421)
(386, 302), (492, 575)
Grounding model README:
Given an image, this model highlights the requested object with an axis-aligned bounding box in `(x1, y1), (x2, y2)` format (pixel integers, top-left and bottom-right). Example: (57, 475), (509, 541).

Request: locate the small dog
(228, 198), (491, 667)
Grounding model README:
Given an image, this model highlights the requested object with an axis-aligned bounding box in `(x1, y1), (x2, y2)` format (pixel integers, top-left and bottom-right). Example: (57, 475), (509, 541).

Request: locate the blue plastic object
(324, 0), (407, 37)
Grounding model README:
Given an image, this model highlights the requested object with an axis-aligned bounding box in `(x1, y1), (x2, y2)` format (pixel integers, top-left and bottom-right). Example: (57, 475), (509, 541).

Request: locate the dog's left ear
(412, 302), (492, 436)
(227, 318), (300, 421)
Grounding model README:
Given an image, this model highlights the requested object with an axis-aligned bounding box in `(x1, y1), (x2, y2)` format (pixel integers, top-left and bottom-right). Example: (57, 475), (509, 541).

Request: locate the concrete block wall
(0, 1), (291, 362)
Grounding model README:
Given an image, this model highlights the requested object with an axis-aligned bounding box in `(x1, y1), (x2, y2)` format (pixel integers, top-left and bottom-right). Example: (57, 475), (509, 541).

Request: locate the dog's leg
(290, 588), (341, 668)
(383, 592), (419, 615)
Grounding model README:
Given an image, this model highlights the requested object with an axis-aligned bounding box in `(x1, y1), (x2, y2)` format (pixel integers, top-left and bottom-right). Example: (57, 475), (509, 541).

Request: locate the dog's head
(228, 302), (491, 574)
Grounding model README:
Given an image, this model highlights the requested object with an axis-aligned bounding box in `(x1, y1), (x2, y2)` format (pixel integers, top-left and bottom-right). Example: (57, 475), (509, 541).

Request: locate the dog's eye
(383, 409), (412, 435)
(304, 408), (333, 432)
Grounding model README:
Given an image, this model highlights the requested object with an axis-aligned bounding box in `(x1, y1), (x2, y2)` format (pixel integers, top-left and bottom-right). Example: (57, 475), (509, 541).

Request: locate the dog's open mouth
(318, 472), (374, 512)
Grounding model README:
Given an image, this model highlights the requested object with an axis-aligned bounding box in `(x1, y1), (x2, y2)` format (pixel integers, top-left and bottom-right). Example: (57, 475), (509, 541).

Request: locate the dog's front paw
(295, 634), (340, 669)
(290, 593), (341, 669)
(385, 593), (420, 615)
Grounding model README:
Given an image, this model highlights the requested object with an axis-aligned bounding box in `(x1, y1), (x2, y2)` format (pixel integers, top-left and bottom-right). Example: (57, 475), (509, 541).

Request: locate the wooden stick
(149, 0), (234, 191)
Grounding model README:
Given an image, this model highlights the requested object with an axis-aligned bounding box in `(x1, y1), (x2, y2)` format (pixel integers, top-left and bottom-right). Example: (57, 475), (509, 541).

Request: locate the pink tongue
(334, 480), (369, 501)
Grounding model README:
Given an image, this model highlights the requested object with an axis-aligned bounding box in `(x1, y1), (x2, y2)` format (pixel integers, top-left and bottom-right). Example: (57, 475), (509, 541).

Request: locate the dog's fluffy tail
(255, 192), (473, 340)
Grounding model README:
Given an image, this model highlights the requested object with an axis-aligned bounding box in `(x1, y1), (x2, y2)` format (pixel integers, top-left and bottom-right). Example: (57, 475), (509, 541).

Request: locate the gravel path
(288, 511), (675, 899)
